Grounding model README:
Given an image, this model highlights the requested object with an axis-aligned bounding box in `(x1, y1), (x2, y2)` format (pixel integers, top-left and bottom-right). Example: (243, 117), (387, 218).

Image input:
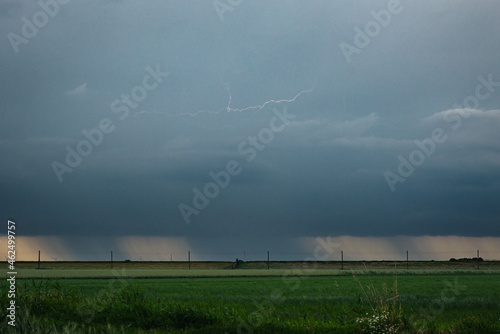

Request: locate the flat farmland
(2, 262), (500, 333)
(10, 260), (500, 279)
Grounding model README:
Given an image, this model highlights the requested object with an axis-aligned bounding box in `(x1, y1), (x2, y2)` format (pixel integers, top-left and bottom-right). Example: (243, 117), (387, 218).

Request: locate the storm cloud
(1, 0), (499, 259)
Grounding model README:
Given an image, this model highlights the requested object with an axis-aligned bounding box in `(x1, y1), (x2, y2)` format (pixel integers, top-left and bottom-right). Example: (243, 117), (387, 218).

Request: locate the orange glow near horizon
(1, 235), (499, 261)
(300, 235), (500, 261)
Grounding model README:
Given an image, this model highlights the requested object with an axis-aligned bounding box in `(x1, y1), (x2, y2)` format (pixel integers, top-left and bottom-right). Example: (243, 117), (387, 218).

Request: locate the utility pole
(406, 250), (409, 270)
(267, 251), (270, 270)
(188, 251), (191, 270)
(111, 251), (113, 269)
(38, 250), (40, 269)
(341, 250), (344, 270)
(477, 249), (480, 270)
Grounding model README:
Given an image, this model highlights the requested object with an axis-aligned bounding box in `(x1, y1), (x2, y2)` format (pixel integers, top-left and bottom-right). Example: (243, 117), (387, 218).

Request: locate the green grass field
(2, 261), (500, 333)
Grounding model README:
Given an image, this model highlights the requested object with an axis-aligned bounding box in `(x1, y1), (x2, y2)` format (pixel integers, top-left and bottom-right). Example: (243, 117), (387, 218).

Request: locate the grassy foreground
(2, 271), (500, 333)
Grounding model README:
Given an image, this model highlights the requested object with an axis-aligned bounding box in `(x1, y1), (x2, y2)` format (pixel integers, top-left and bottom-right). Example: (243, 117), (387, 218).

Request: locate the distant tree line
(449, 257), (483, 262)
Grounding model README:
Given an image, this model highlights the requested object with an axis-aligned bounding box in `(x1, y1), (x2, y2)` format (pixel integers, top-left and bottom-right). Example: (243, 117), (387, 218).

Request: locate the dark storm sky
(1, 0), (500, 246)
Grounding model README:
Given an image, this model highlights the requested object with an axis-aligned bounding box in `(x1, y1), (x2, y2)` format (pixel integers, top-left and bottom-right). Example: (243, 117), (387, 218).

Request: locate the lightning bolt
(224, 86), (314, 114)
(133, 86), (314, 119)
